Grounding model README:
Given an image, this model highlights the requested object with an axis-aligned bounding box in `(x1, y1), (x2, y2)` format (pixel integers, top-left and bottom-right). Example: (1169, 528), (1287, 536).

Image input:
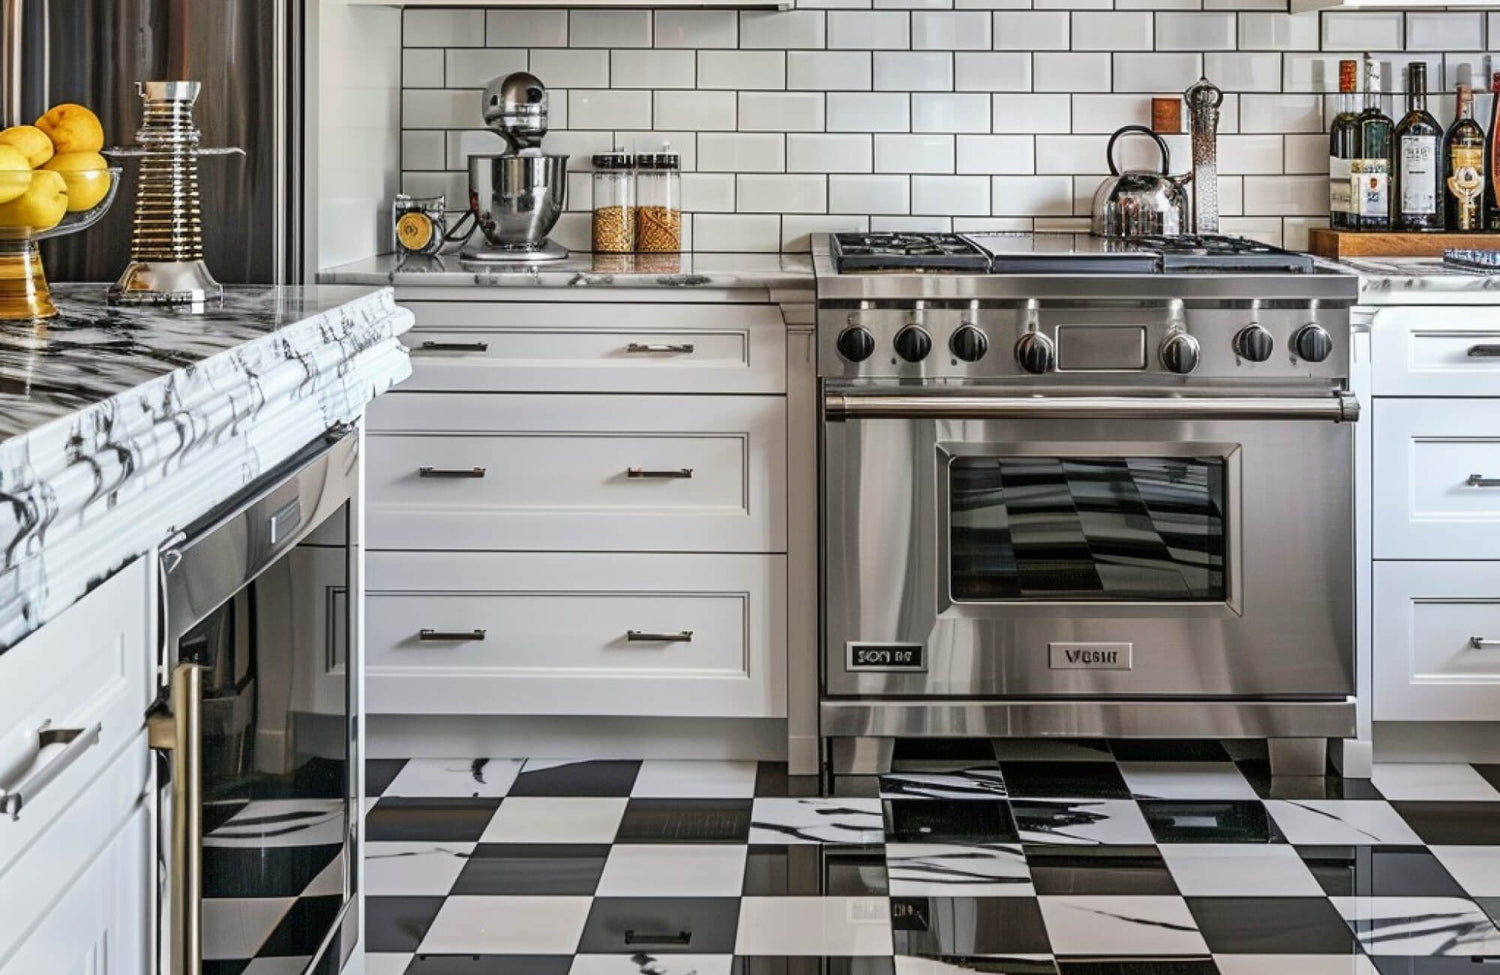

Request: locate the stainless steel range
(816, 232), (1360, 777)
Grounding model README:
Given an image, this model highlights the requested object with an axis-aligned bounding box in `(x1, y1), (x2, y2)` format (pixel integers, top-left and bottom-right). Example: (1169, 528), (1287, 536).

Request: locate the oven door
(823, 392), (1356, 700)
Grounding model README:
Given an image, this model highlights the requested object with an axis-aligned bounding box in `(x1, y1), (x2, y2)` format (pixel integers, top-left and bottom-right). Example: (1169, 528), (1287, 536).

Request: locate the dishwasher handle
(824, 392), (1361, 423)
(149, 663), (204, 975)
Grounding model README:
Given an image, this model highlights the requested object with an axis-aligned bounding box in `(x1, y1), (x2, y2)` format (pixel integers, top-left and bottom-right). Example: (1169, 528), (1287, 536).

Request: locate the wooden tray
(1308, 227), (1500, 259)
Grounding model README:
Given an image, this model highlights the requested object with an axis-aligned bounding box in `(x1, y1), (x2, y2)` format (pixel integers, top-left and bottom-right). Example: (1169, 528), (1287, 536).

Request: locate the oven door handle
(824, 392), (1360, 422)
(148, 663), (204, 975)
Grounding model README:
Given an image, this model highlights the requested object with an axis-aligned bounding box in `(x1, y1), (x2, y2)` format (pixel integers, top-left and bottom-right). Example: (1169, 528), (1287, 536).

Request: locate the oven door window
(949, 455), (1227, 601)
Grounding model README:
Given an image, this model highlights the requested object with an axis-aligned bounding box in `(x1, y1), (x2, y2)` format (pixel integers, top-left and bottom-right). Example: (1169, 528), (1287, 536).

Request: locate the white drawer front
(367, 393), (787, 553)
(1371, 306), (1500, 397)
(0, 559), (151, 875)
(366, 552), (787, 718)
(400, 301), (787, 394)
(1373, 399), (1500, 559)
(1373, 561), (1500, 721)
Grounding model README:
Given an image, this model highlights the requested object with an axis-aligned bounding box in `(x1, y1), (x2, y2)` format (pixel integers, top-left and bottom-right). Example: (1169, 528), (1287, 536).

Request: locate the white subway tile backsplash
(530, 50), (609, 89)
(1071, 94), (1155, 133)
(1113, 52), (1203, 91)
(681, 173), (737, 211)
(1406, 13), (1483, 53)
(1283, 133), (1326, 174)
(1070, 12), (1152, 52)
(1035, 52), (1111, 92)
(994, 12), (1071, 51)
(1239, 93), (1323, 133)
(875, 52), (954, 91)
(783, 214), (869, 252)
(570, 10), (652, 48)
(956, 134), (1034, 174)
(737, 174), (828, 212)
(1036, 134), (1107, 174)
(445, 49), (527, 89)
(693, 213), (782, 251)
(829, 174), (911, 213)
(654, 91), (738, 131)
(828, 92), (911, 131)
(1242, 174), (1326, 215)
(992, 175), (1073, 215)
(992, 93), (1070, 132)
(1218, 216), (1282, 246)
(740, 92), (827, 131)
(789, 51), (873, 90)
(828, 12), (910, 49)
(872, 215), (953, 231)
(569, 90), (652, 130)
(1217, 175), (1243, 216)
(1155, 12), (1235, 51)
(486, 10), (569, 48)
(1322, 13), (1403, 53)
(913, 11), (992, 49)
(1237, 13), (1318, 52)
(1203, 52), (1282, 92)
(403, 49), (445, 89)
(655, 10), (738, 48)
(402, 130), (445, 170)
(699, 51), (786, 90)
(614, 131), (698, 170)
(612, 50), (696, 89)
(955, 53), (1031, 92)
(742, 11), (828, 48)
(1282, 216), (1326, 252)
(876, 134), (955, 172)
(404, 89), (480, 129)
(788, 133), (874, 172)
(407, 9), (485, 47)
(912, 92), (991, 131)
(699, 133), (785, 172)
(912, 175), (990, 214)
(1215, 134), (1283, 174)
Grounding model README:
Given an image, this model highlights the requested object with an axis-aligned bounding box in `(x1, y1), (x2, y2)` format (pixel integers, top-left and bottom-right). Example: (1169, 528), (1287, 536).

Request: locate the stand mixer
(461, 72), (569, 263)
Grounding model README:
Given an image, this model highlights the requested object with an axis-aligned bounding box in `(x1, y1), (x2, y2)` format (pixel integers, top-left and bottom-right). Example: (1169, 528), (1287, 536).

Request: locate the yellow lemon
(0, 145), (31, 204)
(0, 125), (53, 168)
(43, 151), (109, 211)
(0, 169), (68, 231)
(34, 103), (104, 154)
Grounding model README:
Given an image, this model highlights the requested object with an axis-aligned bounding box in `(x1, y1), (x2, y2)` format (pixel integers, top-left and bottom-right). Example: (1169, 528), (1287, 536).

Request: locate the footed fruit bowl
(0, 166), (120, 321)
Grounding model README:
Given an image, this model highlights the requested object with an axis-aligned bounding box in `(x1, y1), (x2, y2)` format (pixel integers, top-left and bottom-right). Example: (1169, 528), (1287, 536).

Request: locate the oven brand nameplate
(1049, 642), (1133, 669)
(846, 642), (927, 672)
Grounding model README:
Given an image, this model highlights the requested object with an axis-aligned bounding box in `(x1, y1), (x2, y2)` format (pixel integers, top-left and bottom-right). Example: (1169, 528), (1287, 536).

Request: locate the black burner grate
(831, 232), (991, 272)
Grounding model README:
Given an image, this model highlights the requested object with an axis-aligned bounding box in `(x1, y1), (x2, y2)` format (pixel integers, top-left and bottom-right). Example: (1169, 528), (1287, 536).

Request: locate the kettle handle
(1106, 124), (1172, 177)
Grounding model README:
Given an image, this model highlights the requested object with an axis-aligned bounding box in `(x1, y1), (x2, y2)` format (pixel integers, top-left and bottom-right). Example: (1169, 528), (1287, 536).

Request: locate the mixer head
(482, 71), (548, 152)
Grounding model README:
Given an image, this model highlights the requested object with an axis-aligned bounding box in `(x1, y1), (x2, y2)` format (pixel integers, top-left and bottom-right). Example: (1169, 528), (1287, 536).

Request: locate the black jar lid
(592, 149), (635, 169)
(636, 144), (681, 171)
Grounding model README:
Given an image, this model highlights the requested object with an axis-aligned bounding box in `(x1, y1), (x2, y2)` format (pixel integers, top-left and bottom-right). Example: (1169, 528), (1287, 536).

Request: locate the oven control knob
(949, 324), (988, 362)
(1293, 323), (1334, 363)
(894, 325), (932, 362)
(1014, 331), (1056, 375)
(1159, 332), (1201, 375)
(836, 326), (876, 362)
(1233, 323), (1275, 363)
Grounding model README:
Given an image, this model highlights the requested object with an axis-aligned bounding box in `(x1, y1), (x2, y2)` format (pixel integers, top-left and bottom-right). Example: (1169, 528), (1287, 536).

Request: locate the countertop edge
(318, 253), (817, 293)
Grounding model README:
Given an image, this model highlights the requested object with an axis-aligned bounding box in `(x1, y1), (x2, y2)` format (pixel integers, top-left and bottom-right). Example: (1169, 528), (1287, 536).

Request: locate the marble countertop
(319, 251), (815, 292)
(0, 284), (413, 650)
(1339, 257), (1500, 304)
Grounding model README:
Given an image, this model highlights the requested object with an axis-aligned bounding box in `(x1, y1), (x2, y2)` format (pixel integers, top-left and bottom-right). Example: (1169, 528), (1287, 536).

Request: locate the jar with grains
(591, 149), (636, 253)
(635, 143), (681, 253)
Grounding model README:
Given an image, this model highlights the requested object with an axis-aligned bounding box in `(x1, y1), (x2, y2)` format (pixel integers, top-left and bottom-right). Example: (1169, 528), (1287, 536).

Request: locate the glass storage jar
(634, 144), (681, 253)
(590, 149), (635, 253)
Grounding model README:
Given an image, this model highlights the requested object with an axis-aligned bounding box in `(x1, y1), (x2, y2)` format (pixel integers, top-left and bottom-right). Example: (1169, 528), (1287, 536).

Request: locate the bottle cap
(592, 148), (635, 169)
(1492, 71), (1500, 94)
(1338, 60), (1357, 93)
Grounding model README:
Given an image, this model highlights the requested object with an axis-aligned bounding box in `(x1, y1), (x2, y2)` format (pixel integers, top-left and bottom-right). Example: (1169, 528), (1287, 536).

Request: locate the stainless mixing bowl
(468, 153), (568, 247)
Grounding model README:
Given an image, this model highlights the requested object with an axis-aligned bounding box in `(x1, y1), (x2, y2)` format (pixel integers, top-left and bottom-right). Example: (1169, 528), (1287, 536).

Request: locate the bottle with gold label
(393, 193), (446, 256)
(1445, 84), (1486, 231)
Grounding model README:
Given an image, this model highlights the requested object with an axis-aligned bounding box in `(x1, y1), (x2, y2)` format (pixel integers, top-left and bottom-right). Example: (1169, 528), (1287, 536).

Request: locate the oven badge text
(1049, 642), (1133, 670)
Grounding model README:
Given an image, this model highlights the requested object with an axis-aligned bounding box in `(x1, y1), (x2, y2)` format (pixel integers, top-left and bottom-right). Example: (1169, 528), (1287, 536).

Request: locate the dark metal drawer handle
(624, 930), (692, 946)
(1467, 474), (1500, 487)
(419, 629), (487, 641)
(626, 630), (694, 643)
(419, 341), (490, 352)
(626, 342), (695, 354)
(1470, 637), (1500, 650)
(627, 467), (693, 479)
(1468, 345), (1500, 358)
(419, 467), (486, 478)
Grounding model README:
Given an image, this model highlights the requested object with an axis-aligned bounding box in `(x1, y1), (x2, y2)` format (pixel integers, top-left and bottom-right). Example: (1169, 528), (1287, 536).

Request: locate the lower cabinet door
(1373, 561), (1500, 721)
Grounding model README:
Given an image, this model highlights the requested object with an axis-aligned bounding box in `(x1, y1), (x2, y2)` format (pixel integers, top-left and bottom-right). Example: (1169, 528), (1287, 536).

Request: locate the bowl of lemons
(0, 104), (120, 321)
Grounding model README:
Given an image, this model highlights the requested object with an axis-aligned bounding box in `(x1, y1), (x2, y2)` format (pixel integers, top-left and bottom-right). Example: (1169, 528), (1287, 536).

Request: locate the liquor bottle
(1328, 59), (1361, 230)
(1393, 62), (1444, 231)
(1352, 56), (1393, 231)
(1486, 72), (1500, 229)
(1444, 84), (1486, 231)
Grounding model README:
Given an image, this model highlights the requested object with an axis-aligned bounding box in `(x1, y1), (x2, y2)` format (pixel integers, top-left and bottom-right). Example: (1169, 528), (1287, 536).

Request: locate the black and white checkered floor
(354, 740), (1500, 975)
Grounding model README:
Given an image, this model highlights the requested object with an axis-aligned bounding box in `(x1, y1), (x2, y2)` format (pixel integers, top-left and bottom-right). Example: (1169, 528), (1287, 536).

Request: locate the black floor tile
(1237, 761), (1384, 801)
(879, 768), (1008, 801)
(1010, 798), (1147, 846)
(203, 799), (249, 836)
(1390, 802), (1500, 845)
(831, 775), (883, 798)
(991, 739), (1113, 763)
(578, 897), (741, 954)
(1107, 740), (1232, 763)
(616, 798), (753, 843)
(258, 895), (346, 957)
(201, 963), (250, 975)
(891, 896), (1051, 955)
(1055, 962), (1219, 975)
(1025, 845), (1179, 896)
(1473, 765), (1500, 795)
(365, 797), (501, 842)
(201, 843), (342, 898)
(884, 799), (1019, 844)
(1138, 800), (1284, 844)
(909, 959), (1058, 975)
(405, 955), (574, 975)
(732, 959), (896, 975)
(999, 762), (1133, 799)
(741, 843), (887, 896)
(1371, 958), (1500, 974)
(1299, 845), (1468, 898)
(507, 760), (641, 797)
(1186, 896), (1358, 955)
(893, 738), (1003, 768)
(755, 762), (820, 798)
(1478, 897), (1500, 927)
(449, 843), (610, 896)
(364, 895), (447, 953)
(366, 758), (408, 798)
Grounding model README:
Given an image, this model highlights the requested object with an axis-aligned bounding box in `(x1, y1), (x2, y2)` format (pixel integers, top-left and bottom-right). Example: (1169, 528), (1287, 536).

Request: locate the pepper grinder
(1185, 76), (1224, 236)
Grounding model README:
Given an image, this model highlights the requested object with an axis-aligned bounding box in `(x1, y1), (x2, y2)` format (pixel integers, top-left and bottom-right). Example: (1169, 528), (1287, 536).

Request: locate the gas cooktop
(829, 231), (1318, 275)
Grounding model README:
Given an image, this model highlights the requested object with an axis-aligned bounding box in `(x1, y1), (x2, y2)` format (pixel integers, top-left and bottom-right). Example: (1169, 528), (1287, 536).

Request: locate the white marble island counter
(0, 283), (413, 649)
(1339, 257), (1500, 305)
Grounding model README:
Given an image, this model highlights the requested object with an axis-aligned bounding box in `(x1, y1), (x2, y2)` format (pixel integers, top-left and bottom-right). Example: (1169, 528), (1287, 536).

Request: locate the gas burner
(1127, 234), (1315, 273)
(831, 233), (990, 272)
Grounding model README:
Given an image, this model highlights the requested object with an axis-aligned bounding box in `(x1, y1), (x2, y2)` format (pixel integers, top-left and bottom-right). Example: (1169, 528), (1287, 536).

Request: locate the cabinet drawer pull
(624, 930), (692, 946)
(626, 630), (694, 643)
(1467, 344), (1500, 358)
(1, 722), (103, 821)
(419, 467), (487, 479)
(1470, 637), (1500, 650)
(1467, 474), (1500, 487)
(419, 629), (487, 642)
(626, 342), (695, 354)
(626, 467), (694, 479)
(418, 341), (490, 353)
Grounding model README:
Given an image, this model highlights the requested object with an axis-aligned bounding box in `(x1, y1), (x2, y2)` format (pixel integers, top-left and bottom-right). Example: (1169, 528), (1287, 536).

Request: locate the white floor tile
(1371, 764), (1500, 801)
(750, 797), (885, 844)
(364, 842), (474, 895)
(595, 844), (748, 896)
(736, 896), (894, 955)
(1328, 896), (1500, 956)
(1118, 762), (1258, 799)
(1431, 846), (1500, 896)
(1263, 800), (1423, 845)
(631, 760), (758, 798)
(1160, 844), (1323, 896)
(571, 955), (735, 975)
(422, 895), (593, 954)
(1213, 956), (1378, 975)
(363, 955), (414, 975)
(880, 769), (1008, 800)
(895, 959), (1056, 975)
(383, 758), (522, 798)
(480, 797), (628, 844)
(887, 843), (1033, 896)
(201, 897), (295, 960)
(301, 851), (345, 896)
(1038, 896), (1208, 955)
(1012, 799), (1155, 846)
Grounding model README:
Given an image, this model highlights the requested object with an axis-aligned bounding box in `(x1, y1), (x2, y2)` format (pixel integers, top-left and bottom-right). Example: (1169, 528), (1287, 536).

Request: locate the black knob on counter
(1159, 332), (1200, 375)
(894, 325), (932, 363)
(836, 326), (876, 362)
(1014, 331), (1056, 375)
(1234, 324), (1275, 363)
(1293, 324), (1334, 363)
(949, 324), (989, 362)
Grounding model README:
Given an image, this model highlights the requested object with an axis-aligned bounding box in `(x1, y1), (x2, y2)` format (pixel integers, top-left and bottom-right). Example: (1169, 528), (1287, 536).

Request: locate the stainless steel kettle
(1090, 125), (1191, 237)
